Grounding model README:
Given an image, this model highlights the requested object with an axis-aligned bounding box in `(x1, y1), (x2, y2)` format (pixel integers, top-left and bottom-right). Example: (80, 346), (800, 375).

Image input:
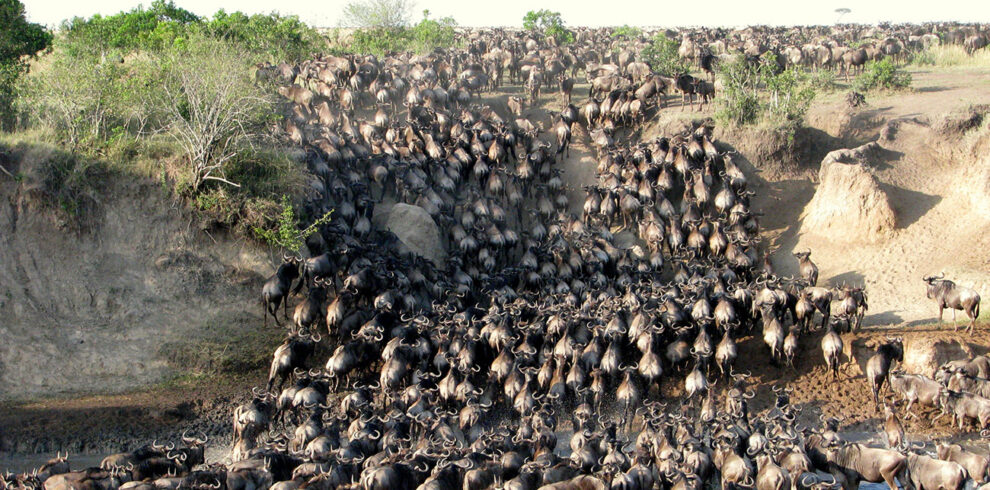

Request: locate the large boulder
(800, 142), (896, 243)
(385, 204), (445, 265)
(902, 337), (979, 378)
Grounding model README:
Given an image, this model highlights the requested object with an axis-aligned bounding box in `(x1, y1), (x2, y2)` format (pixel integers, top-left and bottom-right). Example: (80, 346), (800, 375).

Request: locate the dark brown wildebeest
(675, 74), (699, 111)
(866, 338), (903, 409)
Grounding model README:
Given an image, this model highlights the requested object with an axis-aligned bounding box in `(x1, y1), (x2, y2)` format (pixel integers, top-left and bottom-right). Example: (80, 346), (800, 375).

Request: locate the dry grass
(912, 45), (990, 69)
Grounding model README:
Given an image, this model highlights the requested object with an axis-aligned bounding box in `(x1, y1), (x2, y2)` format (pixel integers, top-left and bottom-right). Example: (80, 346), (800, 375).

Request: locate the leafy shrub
(910, 50), (936, 66)
(715, 56), (763, 126)
(59, 0), (199, 58)
(853, 59), (912, 91)
(641, 33), (690, 77)
(611, 25), (642, 39)
(715, 55), (817, 131)
(806, 69), (837, 91)
(60, 1), (322, 62)
(409, 10), (457, 52)
(349, 27), (412, 55)
(522, 10), (574, 45)
(347, 10), (458, 55)
(201, 10), (323, 63)
(19, 52), (130, 148)
(253, 195), (333, 254)
(764, 67), (816, 123)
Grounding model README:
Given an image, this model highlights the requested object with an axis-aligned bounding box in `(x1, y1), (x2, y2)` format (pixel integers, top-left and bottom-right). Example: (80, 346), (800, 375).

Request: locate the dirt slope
(0, 151), (274, 400)
(755, 67), (990, 326)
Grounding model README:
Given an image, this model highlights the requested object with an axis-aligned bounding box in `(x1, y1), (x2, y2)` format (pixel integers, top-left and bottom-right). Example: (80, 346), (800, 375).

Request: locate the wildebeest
(936, 441), (989, 483)
(263, 255), (302, 327)
(793, 250), (818, 286)
(923, 273), (981, 333)
(882, 402), (905, 449)
(903, 453), (966, 490)
(938, 390), (990, 429)
(817, 442), (907, 490)
(889, 371), (943, 416)
(821, 317), (844, 381)
(866, 338), (903, 409)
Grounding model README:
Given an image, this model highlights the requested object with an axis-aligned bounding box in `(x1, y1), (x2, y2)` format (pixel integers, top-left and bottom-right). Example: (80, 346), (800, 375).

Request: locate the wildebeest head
(922, 272), (951, 299)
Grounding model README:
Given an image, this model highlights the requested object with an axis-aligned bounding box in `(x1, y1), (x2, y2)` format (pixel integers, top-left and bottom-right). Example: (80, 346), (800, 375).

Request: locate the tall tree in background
(341, 0), (415, 28)
(0, 0), (52, 130)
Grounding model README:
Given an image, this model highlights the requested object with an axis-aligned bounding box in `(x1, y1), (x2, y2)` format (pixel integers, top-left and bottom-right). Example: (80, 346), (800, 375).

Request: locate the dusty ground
(3, 64), (990, 462)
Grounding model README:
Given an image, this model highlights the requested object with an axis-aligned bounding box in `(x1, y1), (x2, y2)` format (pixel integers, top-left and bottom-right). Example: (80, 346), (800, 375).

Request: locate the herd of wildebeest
(6, 20), (990, 490)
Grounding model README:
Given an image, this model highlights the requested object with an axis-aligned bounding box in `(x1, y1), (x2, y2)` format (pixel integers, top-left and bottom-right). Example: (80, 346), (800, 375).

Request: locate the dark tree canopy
(0, 0), (52, 64)
(1, 0), (52, 130)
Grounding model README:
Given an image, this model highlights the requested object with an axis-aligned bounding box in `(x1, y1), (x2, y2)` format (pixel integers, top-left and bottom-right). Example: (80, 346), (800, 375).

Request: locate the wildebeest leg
(952, 308), (957, 331)
(882, 471), (901, 490)
(937, 305), (943, 328)
(871, 379), (880, 409)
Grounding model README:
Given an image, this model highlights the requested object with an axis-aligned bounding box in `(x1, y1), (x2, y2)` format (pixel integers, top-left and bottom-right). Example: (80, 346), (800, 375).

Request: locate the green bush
(715, 55), (817, 130)
(202, 10), (324, 63)
(715, 56), (763, 126)
(253, 195), (333, 254)
(349, 27), (412, 55)
(765, 67), (816, 123)
(910, 49), (936, 66)
(59, 0), (199, 58)
(347, 10), (458, 55)
(18, 52), (131, 148)
(522, 9), (574, 45)
(409, 10), (457, 52)
(853, 59), (912, 91)
(642, 33), (690, 77)
(806, 69), (837, 91)
(59, 1), (322, 62)
(611, 25), (642, 40)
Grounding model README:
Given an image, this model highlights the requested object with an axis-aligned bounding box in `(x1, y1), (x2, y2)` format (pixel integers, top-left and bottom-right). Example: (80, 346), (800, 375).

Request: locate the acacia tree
(341, 0), (415, 28)
(0, 0), (52, 131)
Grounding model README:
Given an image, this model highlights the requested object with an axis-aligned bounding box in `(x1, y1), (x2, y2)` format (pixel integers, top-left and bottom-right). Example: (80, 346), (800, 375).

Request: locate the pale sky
(21, 0), (990, 29)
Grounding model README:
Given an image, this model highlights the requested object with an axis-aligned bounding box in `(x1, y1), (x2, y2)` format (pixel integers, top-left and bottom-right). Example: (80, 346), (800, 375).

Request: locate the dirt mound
(902, 336), (984, 378)
(957, 122), (990, 217)
(0, 146), (272, 400)
(385, 203), (445, 266)
(800, 142), (896, 244)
